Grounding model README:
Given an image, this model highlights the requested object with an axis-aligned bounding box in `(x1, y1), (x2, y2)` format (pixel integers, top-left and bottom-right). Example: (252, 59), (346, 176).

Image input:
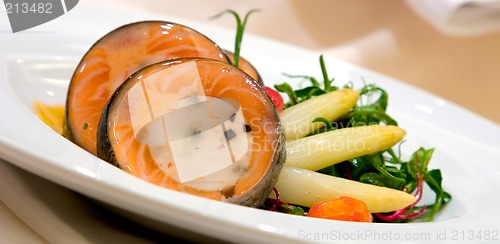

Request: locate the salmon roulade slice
(96, 58), (285, 207)
(224, 50), (263, 85)
(65, 21), (230, 155)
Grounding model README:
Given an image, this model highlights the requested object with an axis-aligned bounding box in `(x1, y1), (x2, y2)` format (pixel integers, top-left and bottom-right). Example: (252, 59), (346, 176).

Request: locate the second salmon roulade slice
(97, 58), (285, 207)
(65, 21), (230, 155)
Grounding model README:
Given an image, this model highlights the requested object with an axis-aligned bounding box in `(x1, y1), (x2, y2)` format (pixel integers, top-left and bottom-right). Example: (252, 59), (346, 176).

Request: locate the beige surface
(0, 201), (47, 244)
(135, 0), (500, 124)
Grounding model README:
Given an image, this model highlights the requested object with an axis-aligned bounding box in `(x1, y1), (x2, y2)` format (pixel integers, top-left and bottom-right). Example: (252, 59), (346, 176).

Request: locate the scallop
(97, 58), (285, 207)
(64, 21), (230, 155)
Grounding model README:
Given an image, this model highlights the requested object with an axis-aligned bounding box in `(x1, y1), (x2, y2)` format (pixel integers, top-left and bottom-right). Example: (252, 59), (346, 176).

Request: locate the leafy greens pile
(267, 56), (451, 222)
(214, 9), (451, 223)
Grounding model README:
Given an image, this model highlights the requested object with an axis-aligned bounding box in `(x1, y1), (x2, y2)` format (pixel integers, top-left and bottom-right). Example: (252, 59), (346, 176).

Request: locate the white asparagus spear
(274, 166), (416, 213)
(280, 89), (359, 141)
(285, 125), (406, 171)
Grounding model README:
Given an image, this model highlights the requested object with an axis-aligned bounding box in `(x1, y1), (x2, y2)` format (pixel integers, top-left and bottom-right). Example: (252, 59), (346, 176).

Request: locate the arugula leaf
(319, 55), (337, 92)
(276, 55), (341, 108)
(424, 169), (452, 221)
(360, 172), (405, 189)
(363, 154), (407, 189)
(279, 204), (306, 216)
(294, 86), (326, 99)
(274, 83), (298, 106)
(341, 85), (398, 126)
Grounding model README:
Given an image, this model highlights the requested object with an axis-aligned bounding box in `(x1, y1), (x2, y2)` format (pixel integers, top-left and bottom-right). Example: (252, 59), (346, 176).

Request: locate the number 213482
(451, 230), (498, 241)
(5, 3), (53, 14)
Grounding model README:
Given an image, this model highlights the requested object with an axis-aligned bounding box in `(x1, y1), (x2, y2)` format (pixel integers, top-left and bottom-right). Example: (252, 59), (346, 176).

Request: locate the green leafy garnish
(340, 84), (398, 126)
(275, 55), (341, 108)
(273, 55), (451, 222)
(263, 188), (306, 216)
(210, 9), (259, 68)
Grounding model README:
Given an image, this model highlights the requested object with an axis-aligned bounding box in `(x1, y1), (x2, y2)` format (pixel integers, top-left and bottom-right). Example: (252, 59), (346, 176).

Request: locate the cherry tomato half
(263, 86), (284, 112)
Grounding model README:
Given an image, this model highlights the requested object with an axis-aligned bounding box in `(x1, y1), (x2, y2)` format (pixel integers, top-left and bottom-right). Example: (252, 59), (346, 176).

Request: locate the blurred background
(111, 0), (500, 124)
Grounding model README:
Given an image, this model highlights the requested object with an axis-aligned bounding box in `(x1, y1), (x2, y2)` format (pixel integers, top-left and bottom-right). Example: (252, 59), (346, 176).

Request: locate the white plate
(1, 4), (500, 243)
